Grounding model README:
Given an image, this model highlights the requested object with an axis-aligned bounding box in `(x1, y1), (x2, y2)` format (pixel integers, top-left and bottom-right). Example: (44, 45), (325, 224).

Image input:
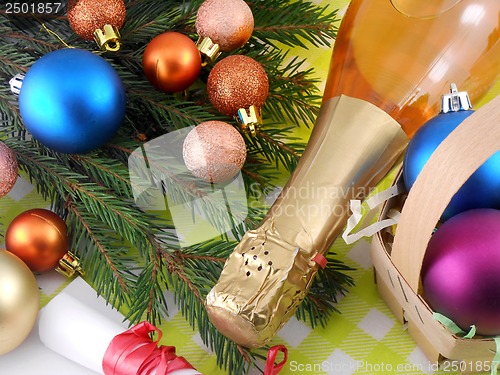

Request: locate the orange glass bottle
(324, 0), (500, 136)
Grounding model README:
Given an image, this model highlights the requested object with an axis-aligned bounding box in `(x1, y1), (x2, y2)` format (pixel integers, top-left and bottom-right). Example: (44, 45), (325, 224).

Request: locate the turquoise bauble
(403, 110), (500, 220)
(19, 48), (126, 154)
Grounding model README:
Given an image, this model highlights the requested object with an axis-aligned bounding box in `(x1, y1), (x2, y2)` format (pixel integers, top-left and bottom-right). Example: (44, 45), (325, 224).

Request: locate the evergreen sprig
(0, 1), (354, 373)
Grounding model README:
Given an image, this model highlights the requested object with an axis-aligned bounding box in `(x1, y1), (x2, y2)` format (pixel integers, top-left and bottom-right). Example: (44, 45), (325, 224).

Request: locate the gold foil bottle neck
(206, 96), (408, 348)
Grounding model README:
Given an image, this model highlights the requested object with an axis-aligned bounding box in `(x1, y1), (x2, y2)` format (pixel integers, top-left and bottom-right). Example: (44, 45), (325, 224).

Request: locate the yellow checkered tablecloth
(2, 0), (500, 374)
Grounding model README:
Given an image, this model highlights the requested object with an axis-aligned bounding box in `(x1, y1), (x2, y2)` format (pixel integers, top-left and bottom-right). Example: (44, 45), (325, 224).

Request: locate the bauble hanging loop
(9, 74), (24, 95)
(94, 24), (122, 52)
(196, 36), (222, 66)
(237, 105), (262, 137)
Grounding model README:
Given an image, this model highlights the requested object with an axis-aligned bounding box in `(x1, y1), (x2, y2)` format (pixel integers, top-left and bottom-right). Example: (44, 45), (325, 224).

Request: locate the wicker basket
(371, 94), (500, 374)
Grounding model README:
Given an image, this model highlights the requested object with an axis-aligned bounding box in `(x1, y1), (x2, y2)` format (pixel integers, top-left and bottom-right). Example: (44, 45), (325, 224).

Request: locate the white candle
(38, 293), (201, 375)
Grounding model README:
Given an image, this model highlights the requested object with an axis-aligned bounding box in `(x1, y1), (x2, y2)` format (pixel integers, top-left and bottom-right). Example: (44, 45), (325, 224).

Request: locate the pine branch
(69, 154), (133, 197)
(246, 125), (304, 172)
(265, 54), (324, 126)
(66, 202), (138, 309)
(249, 0), (338, 49)
(296, 253), (355, 328)
(164, 243), (253, 374)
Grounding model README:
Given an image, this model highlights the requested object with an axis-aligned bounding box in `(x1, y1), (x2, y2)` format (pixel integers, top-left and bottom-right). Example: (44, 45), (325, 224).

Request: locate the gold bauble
(0, 250), (39, 355)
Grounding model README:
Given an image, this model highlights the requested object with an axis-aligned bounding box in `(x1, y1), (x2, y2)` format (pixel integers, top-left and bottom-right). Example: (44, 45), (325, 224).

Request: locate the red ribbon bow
(103, 321), (197, 375)
(103, 322), (288, 375)
(264, 345), (288, 375)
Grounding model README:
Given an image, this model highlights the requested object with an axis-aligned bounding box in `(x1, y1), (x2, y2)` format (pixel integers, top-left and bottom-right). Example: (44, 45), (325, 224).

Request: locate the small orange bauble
(142, 32), (202, 93)
(5, 209), (69, 273)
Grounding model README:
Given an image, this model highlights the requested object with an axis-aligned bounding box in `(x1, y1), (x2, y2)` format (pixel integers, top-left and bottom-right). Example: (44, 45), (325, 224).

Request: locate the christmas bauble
(19, 48), (126, 154)
(196, 0), (254, 52)
(183, 121), (246, 183)
(422, 209), (500, 336)
(0, 250), (39, 355)
(142, 32), (202, 93)
(68, 0), (126, 40)
(403, 110), (500, 220)
(0, 142), (18, 198)
(207, 55), (268, 117)
(6, 209), (70, 273)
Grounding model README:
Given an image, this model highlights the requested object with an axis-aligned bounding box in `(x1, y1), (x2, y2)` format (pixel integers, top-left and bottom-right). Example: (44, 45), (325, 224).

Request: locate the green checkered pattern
(2, 0), (500, 373)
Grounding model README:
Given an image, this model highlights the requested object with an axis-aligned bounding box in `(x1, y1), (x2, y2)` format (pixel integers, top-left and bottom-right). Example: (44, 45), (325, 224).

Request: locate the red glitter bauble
(68, 0), (126, 40)
(207, 55), (269, 117)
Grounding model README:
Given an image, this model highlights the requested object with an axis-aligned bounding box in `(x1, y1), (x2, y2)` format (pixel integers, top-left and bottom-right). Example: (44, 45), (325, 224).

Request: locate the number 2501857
(4, 2), (63, 15)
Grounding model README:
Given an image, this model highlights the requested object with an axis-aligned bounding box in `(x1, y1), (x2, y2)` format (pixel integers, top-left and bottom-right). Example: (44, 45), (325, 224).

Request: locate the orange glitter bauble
(67, 0), (126, 40)
(207, 55), (269, 117)
(5, 209), (69, 273)
(142, 32), (202, 93)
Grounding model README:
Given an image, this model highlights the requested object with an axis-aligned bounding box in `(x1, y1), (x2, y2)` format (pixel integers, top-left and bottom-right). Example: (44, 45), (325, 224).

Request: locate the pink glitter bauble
(183, 121), (246, 183)
(195, 0), (254, 52)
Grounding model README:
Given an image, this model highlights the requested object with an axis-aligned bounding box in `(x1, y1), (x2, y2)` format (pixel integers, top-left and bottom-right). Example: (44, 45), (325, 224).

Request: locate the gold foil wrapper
(206, 96), (409, 348)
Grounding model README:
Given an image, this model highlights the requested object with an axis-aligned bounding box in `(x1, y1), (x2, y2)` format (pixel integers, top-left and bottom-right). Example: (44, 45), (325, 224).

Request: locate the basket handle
(391, 94), (500, 293)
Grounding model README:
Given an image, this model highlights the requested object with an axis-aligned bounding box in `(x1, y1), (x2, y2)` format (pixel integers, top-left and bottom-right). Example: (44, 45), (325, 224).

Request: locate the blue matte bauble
(403, 110), (500, 221)
(19, 49), (126, 154)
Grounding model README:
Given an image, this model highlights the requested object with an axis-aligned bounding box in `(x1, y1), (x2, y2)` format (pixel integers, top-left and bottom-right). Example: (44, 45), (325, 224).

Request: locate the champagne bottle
(206, 0), (500, 349)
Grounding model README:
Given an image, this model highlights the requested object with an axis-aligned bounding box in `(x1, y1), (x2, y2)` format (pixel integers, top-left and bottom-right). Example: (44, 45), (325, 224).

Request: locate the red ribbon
(264, 345), (288, 375)
(313, 253), (328, 269)
(103, 322), (288, 375)
(103, 321), (197, 375)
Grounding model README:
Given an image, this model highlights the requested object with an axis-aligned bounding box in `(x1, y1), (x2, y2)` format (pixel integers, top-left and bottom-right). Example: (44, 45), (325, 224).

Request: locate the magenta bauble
(422, 209), (500, 336)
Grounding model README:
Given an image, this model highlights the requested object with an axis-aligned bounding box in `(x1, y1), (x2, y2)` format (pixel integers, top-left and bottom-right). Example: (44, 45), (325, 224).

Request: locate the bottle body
(324, 0), (500, 136)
